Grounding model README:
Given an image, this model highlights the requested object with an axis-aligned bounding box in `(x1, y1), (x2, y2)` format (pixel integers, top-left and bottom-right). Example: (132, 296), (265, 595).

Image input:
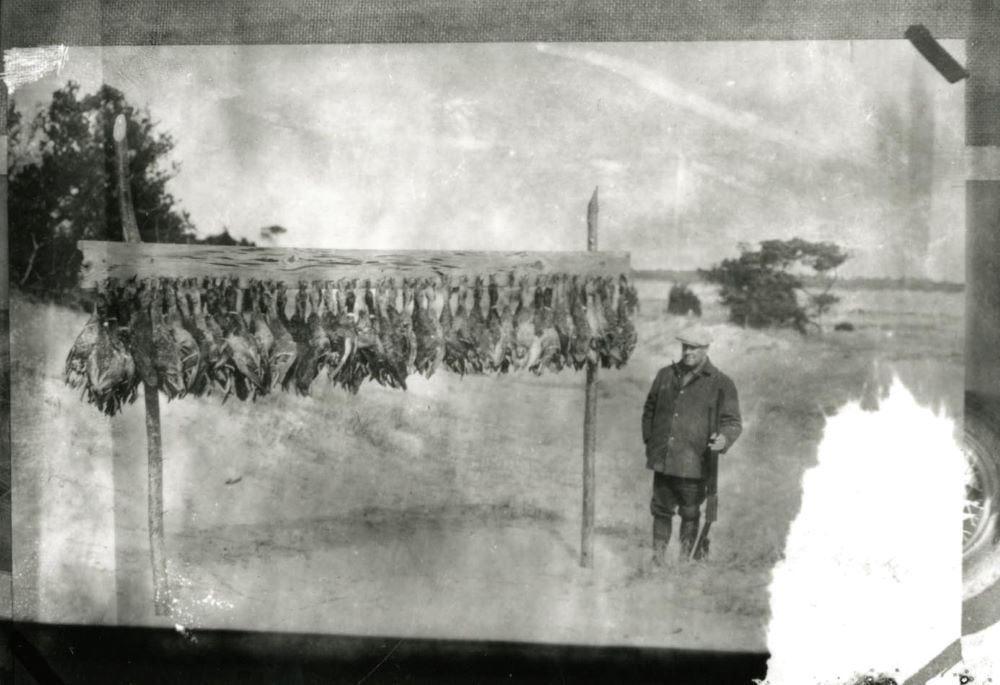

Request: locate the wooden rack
(92, 114), (621, 617)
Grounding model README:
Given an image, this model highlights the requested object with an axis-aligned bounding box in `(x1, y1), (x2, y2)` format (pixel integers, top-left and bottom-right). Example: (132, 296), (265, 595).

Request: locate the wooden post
(113, 115), (142, 245)
(143, 383), (169, 614)
(112, 113), (171, 616)
(75, 241), (630, 285)
(581, 187), (599, 568)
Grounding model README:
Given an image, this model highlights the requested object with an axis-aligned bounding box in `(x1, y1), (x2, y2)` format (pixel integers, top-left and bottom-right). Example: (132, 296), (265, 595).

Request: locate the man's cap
(676, 326), (713, 347)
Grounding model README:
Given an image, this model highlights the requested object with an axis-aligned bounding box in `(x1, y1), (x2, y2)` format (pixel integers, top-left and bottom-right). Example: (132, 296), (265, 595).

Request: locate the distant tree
(667, 283), (702, 317)
(197, 228), (256, 247)
(259, 224), (288, 243)
(806, 291), (840, 326)
(8, 81), (196, 295)
(699, 238), (848, 333)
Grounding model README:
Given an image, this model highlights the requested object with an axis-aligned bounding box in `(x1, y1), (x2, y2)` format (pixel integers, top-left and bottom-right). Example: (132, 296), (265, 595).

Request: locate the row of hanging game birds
(64, 274), (640, 415)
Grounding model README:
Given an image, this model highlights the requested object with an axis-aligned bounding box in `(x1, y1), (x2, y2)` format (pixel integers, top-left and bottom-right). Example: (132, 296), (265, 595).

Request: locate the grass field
(9, 281), (963, 651)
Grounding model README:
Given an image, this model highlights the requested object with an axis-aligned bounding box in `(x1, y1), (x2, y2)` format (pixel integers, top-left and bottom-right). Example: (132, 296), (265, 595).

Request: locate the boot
(692, 535), (710, 561)
(679, 519), (700, 559)
(652, 517), (672, 567)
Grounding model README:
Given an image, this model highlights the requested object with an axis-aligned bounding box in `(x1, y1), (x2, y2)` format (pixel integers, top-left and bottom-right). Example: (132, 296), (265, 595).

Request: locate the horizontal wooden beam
(77, 241), (631, 289)
(3, 0), (970, 47)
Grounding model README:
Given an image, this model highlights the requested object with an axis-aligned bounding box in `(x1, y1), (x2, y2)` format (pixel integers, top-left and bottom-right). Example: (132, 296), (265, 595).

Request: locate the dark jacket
(642, 358), (742, 478)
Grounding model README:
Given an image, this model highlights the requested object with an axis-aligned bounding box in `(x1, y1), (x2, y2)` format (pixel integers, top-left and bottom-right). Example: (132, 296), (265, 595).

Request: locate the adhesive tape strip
(967, 146), (1000, 181)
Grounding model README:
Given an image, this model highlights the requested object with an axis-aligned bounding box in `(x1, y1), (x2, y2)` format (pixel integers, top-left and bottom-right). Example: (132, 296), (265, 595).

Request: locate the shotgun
(690, 387), (722, 560)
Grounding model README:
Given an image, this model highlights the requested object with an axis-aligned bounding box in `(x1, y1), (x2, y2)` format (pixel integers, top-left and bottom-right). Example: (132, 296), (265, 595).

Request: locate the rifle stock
(706, 387), (721, 519)
(693, 388), (722, 561)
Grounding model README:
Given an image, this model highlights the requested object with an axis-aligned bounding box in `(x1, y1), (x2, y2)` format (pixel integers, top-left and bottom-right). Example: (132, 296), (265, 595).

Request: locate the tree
(699, 238), (848, 333)
(259, 224), (288, 243)
(666, 283), (702, 317)
(8, 81), (197, 295)
(197, 228), (256, 247)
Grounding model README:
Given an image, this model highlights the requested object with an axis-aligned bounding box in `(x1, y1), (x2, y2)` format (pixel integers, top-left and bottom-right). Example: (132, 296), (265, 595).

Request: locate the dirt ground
(9, 282), (963, 652)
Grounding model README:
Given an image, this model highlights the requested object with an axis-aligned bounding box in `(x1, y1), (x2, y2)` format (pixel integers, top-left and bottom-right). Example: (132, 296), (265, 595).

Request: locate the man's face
(681, 343), (708, 367)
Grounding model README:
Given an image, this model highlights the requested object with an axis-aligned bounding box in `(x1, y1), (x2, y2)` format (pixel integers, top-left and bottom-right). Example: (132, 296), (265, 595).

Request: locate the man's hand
(708, 432), (727, 452)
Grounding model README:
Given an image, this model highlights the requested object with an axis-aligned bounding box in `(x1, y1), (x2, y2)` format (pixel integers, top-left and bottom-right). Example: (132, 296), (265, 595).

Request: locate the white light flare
(762, 376), (963, 685)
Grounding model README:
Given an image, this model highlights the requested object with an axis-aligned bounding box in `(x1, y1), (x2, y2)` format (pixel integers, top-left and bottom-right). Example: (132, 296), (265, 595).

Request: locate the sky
(11, 41), (967, 279)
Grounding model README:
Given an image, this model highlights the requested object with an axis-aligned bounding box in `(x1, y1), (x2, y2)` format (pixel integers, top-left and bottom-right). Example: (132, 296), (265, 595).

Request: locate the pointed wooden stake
(113, 113), (171, 616)
(581, 187), (599, 569)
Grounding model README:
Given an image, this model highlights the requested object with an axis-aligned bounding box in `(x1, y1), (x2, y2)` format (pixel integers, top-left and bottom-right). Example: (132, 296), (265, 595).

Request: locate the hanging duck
(86, 312), (139, 415)
(65, 290), (107, 391)
(219, 279), (266, 401)
(149, 279), (186, 400)
(267, 282), (299, 392)
(529, 276), (561, 375)
(411, 278), (439, 377)
(292, 283), (332, 395)
(468, 277), (491, 374)
(164, 280), (201, 392)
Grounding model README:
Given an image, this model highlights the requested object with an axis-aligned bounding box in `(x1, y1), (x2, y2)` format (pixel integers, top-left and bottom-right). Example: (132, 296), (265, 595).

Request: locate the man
(642, 326), (742, 565)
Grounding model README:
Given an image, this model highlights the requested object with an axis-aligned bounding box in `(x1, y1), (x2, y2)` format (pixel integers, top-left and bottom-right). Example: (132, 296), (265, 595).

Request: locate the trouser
(650, 473), (707, 557)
